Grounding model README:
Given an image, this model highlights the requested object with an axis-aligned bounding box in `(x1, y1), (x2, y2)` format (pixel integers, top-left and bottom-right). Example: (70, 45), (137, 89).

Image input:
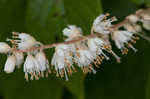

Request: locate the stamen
(135, 32), (150, 42)
(128, 43), (137, 52)
(25, 73), (29, 81)
(101, 52), (109, 60)
(121, 48), (128, 55)
(110, 50), (121, 63)
(30, 74), (34, 80)
(46, 72), (49, 78)
(41, 72), (44, 78)
(64, 68), (69, 81)
(89, 66), (96, 74)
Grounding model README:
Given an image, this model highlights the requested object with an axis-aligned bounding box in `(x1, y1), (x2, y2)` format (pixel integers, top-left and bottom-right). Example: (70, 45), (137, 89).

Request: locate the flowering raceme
(0, 8), (150, 81)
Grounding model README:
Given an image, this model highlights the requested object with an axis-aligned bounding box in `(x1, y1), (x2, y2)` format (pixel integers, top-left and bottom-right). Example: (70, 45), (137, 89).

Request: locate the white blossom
(24, 54), (40, 80)
(17, 33), (37, 50)
(51, 44), (75, 80)
(123, 23), (142, 33)
(88, 37), (109, 60)
(142, 20), (150, 30)
(128, 14), (150, 31)
(93, 14), (117, 34)
(24, 54), (35, 74)
(140, 13), (150, 21)
(63, 25), (82, 39)
(128, 14), (139, 24)
(35, 52), (49, 72)
(14, 52), (24, 68)
(74, 49), (96, 74)
(0, 42), (11, 53)
(4, 55), (16, 73)
(112, 30), (137, 53)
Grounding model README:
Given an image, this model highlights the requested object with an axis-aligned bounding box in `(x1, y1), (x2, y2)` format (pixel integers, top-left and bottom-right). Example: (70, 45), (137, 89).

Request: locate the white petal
(0, 42), (11, 53)
(74, 50), (95, 67)
(128, 15), (139, 23)
(24, 55), (35, 73)
(18, 40), (36, 50)
(14, 52), (24, 68)
(35, 52), (48, 71)
(63, 25), (82, 38)
(143, 22), (150, 30)
(18, 33), (35, 41)
(4, 55), (16, 73)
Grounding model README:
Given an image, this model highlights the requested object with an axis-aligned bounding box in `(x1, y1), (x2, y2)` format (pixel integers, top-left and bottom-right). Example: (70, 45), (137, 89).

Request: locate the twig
(13, 8), (150, 53)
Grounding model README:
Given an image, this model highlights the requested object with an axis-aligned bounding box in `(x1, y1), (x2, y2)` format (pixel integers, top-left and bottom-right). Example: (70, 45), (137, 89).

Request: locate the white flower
(4, 55), (16, 73)
(24, 54), (40, 80)
(140, 13), (150, 21)
(0, 42), (11, 53)
(112, 30), (137, 53)
(24, 54), (35, 74)
(88, 37), (109, 60)
(35, 52), (49, 73)
(127, 14), (139, 24)
(138, 14), (150, 30)
(123, 23), (142, 33)
(16, 33), (37, 50)
(142, 20), (150, 30)
(51, 44), (75, 80)
(74, 49), (96, 74)
(93, 14), (117, 35)
(128, 14), (150, 30)
(63, 25), (82, 39)
(14, 52), (24, 68)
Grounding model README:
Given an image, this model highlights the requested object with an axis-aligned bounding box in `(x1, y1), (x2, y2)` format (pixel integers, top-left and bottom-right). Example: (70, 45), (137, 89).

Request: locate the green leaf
(63, 0), (102, 34)
(130, 0), (150, 6)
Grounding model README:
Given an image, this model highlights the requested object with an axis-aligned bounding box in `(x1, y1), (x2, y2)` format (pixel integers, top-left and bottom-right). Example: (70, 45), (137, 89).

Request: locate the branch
(14, 8), (150, 53)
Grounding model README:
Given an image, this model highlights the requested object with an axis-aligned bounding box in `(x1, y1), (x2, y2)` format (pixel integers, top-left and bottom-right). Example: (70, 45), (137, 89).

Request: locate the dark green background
(0, 0), (150, 99)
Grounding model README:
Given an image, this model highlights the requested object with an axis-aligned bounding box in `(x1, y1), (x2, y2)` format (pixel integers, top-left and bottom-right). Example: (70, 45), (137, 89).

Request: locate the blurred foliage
(130, 0), (150, 6)
(0, 0), (149, 99)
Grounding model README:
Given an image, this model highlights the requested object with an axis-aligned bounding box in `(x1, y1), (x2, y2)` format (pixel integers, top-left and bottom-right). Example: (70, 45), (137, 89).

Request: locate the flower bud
(4, 55), (16, 73)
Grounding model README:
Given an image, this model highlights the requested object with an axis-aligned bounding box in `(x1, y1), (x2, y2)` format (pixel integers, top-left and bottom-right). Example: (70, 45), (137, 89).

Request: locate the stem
(13, 8), (150, 53)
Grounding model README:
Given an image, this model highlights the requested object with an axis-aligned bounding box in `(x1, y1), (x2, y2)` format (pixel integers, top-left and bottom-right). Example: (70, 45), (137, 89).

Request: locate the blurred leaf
(63, 0), (102, 34)
(61, 70), (85, 99)
(130, 0), (150, 6)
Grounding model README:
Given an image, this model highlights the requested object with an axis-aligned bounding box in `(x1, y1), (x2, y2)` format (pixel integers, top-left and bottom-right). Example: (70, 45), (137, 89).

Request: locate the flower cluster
(0, 8), (150, 81)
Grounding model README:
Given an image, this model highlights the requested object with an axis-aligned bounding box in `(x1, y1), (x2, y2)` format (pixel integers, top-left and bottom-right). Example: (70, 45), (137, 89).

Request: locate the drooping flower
(51, 44), (75, 80)
(92, 14), (117, 35)
(24, 54), (44, 80)
(35, 51), (50, 77)
(4, 54), (16, 73)
(88, 37), (109, 62)
(112, 30), (138, 54)
(24, 54), (36, 80)
(74, 48), (96, 74)
(0, 42), (11, 53)
(14, 52), (24, 68)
